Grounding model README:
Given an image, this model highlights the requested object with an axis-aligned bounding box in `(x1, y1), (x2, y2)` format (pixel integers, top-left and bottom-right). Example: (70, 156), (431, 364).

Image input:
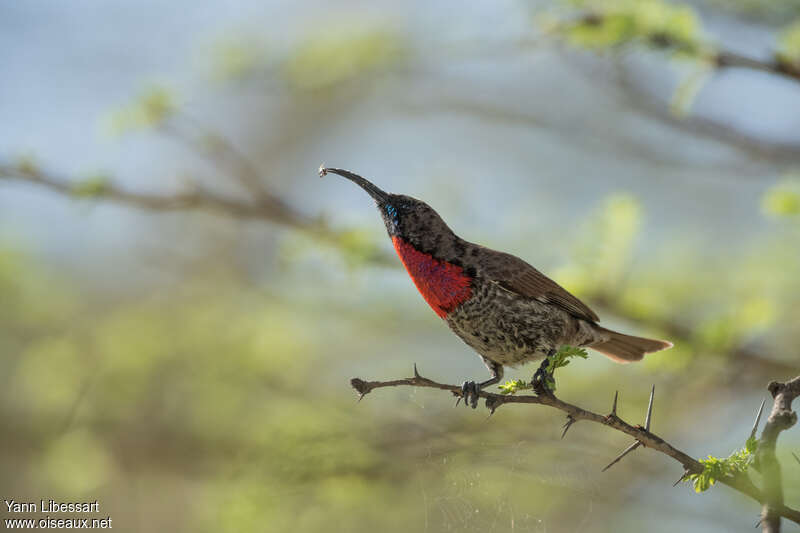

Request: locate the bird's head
(321, 166), (453, 243)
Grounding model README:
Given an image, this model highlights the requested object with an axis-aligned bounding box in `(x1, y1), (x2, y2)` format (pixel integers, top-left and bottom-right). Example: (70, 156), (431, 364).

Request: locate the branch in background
(0, 159), (396, 266)
(159, 114), (282, 206)
(715, 50), (800, 84)
(560, 12), (800, 84)
(543, 9), (800, 169)
(350, 368), (800, 527)
(609, 62), (800, 166)
(0, 160), (309, 228)
(758, 375), (800, 533)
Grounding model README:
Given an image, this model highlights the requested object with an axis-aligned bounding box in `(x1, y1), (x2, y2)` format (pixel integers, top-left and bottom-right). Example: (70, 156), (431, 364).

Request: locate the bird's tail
(589, 327), (672, 363)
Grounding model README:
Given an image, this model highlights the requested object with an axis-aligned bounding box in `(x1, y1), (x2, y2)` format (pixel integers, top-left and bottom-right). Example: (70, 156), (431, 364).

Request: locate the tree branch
(159, 115), (278, 205)
(0, 159), (398, 266)
(565, 12), (800, 85)
(0, 161), (308, 226)
(608, 61), (800, 167)
(350, 368), (800, 526)
(715, 51), (800, 84)
(758, 375), (800, 532)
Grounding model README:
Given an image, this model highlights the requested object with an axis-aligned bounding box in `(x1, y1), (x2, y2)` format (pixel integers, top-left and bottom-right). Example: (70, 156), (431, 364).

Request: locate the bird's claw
(461, 381), (480, 409)
(532, 362), (553, 396)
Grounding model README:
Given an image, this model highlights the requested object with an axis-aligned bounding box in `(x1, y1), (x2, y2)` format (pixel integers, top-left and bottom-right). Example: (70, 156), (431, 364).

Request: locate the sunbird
(321, 166), (672, 407)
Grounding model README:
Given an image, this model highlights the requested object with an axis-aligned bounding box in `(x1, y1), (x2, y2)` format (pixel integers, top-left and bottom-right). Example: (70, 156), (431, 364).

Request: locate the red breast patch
(392, 236), (473, 318)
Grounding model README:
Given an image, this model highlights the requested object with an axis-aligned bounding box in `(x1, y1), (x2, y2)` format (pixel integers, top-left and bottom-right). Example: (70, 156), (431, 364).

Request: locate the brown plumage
(322, 166), (672, 405)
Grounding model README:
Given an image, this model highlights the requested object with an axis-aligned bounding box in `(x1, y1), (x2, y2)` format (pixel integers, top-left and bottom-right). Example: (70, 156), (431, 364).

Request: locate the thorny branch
(350, 367), (800, 527)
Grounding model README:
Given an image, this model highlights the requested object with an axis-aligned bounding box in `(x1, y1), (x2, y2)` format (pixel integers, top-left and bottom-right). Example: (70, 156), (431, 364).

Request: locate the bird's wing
(482, 250), (600, 323)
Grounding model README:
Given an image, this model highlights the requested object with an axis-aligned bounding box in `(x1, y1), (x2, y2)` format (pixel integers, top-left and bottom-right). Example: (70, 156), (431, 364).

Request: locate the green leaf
(498, 379), (531, 395)
(543, 345), (589, 391)
(685, 438), (758, 493)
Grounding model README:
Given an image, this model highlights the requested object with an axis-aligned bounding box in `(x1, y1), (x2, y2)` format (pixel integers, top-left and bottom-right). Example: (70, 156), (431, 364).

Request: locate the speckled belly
(445, 281), (597, 367)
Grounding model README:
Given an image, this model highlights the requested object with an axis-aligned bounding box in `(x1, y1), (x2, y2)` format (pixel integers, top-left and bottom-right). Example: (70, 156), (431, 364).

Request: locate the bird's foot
(532, 352), (555, 395)
(460, 381), (481, 409)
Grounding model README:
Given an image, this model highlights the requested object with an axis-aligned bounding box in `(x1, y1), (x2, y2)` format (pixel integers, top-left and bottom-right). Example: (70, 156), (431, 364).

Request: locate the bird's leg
(532, 348), (557, 395)
(460, 360), (504, 409)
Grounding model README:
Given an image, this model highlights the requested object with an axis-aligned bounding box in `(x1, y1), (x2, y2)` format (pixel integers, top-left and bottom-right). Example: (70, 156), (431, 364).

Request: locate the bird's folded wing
(485, 252), (600, 323)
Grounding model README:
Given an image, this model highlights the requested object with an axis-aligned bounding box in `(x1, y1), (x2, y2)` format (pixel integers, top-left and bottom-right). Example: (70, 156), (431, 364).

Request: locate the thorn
(454, 396), (462, 408)
(357, 392), (366, 403)
(792, 451), (800, 466)
(754, 518), (762, 529)
(749, 399), (766, 441)
(611, 390), (619, 417)
(601, 441), (641, 472)
(673, 471), (689, 487)
(413, 363), (421, 379)
(561, 415), (576, 439)
(485, 396), (499, 417)
(644, 385), (655, 431)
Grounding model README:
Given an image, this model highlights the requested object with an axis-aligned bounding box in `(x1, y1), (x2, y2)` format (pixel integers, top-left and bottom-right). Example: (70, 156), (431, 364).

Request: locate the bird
(320, 166), (672, 407)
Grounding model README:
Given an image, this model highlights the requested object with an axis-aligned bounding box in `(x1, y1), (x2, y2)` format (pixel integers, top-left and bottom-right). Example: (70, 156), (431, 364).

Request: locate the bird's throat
(391, 236), (473, 318)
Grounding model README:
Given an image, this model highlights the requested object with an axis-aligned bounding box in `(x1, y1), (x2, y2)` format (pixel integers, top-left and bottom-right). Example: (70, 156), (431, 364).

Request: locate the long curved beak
(320, 166), (388, 203)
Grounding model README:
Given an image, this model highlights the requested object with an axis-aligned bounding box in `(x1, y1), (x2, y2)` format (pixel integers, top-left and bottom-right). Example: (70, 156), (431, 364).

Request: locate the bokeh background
(1, 1), (799, 532)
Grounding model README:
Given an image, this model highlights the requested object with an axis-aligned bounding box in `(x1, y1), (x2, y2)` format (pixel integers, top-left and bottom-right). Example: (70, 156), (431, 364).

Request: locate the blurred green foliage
(210, 38), (264, 82)
(283, 28), (404, 91)
(778, 20), (800, 64)
(554, 193), (642, 299)
(108, 86), (175, 134)
(762, 177), (800, 217)
(545, 0), (702, 56)
(705, 0), (800, 23)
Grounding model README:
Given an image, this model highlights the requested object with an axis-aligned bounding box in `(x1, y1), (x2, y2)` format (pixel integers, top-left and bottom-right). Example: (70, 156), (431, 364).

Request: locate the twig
(566, 12), (800, 85)
(757, 376), (800, 533)
(0, 160), (396, 265)
(608, 61), (800, 167)
(715, 51), (800, 84)
(350, 369), (800, 526)
(0, 161), (307, 226)
(160, 114), (277, 204)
